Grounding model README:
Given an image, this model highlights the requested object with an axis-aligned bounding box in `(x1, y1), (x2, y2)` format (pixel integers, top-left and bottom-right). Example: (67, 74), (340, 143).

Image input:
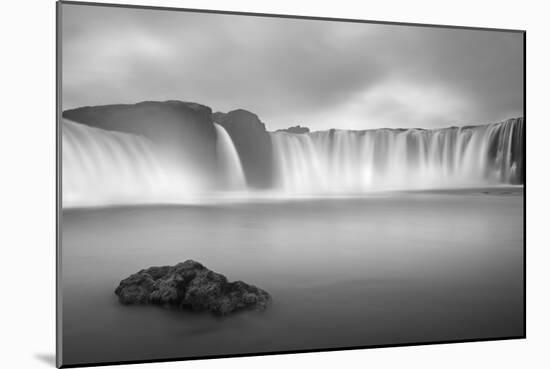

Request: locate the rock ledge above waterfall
(115, 260), (271, 315)
(63, 100), (219, 175)
(275, 125), (310, 134)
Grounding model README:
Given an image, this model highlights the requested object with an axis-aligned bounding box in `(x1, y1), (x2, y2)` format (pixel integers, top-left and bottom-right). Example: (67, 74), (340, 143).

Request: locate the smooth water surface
(61, 188), (524, 365)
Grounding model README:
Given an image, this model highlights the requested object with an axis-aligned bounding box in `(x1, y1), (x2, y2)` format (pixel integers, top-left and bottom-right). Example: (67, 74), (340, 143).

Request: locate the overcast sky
(61, 3), (523, 131)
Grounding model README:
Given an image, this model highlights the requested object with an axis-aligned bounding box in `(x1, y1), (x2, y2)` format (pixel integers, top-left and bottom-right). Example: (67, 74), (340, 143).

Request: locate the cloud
(61, 3), (524, 130)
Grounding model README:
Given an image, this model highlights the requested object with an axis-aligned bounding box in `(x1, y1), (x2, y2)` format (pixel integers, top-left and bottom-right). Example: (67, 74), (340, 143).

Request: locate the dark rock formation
(115, 260), (270, 315)
(275, 125), (310, 134)
(213, 109), (274, 188)
(63, 101), (218, 177)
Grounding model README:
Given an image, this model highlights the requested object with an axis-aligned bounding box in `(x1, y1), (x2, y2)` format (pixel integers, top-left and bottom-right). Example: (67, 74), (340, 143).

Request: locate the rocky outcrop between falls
(213, 109), (274, 188)
(276, 125), (310, 134)
(115, 260), (271, 315)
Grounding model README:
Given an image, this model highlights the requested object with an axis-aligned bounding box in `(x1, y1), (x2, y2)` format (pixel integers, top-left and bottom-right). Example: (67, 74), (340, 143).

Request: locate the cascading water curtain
(270, 118), (524, 193)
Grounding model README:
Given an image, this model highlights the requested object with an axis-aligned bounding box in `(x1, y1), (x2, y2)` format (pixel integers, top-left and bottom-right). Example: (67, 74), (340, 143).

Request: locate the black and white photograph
(57, 1), (525, 367)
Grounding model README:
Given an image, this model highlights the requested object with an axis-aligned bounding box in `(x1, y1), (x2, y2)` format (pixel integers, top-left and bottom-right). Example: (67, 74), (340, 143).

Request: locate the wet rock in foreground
(114, 260), (270, 315)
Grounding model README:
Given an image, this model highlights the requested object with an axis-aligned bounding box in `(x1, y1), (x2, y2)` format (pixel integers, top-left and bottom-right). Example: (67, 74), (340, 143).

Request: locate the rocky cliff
(63, 100), (219, 180)
(213, 109), (274, 188)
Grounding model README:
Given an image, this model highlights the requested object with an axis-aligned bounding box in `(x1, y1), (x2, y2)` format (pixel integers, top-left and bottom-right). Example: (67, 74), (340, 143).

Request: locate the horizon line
(62, 100), (524, 133)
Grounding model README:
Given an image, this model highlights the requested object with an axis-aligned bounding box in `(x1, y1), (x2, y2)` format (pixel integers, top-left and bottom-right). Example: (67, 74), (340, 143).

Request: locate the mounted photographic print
(56, 1), (525, 367)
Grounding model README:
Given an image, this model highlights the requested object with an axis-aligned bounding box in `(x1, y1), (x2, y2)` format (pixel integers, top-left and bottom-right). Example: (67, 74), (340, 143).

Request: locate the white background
(0, 0), (548, 368)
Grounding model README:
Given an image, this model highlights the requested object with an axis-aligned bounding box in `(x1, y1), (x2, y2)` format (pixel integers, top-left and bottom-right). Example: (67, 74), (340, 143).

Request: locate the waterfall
(63, 119), (249, 207)
(214, 123), (247, 190)
(270, 118), (524, 193)
(62, 117), (523, 207)
(62, 118), (204, 207)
